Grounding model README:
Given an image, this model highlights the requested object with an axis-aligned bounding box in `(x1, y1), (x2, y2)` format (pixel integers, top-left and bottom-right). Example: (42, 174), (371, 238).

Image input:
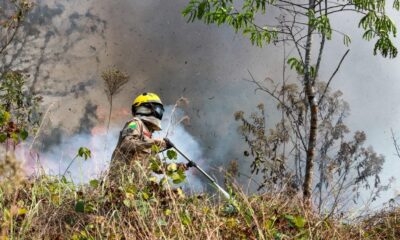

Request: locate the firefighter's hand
(163, 138), (175, 149)
(177, 163), (189, 171)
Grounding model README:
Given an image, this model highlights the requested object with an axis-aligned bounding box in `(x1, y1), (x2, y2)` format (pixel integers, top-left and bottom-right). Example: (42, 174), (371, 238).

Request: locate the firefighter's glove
(177, 163), (189, 171)
(163, 138), (175, 149)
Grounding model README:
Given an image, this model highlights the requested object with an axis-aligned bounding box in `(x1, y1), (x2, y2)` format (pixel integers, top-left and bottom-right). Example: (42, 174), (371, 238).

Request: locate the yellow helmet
(132, 92), (164, 120)
(133, 92), (163, 107)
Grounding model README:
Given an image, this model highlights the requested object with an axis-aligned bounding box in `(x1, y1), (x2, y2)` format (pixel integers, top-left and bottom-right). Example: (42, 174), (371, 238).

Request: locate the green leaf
(11, 132), (19, 143)
(89, 179), (99, 188)
(171, 171), (186, 184)
(20, 129), (28, 141)
(149, 158), (162, 173)
(0, 111), (10, 125)
(125, 185), (137, 194)
(0, 134), (7, 143)
(160, 177), (168, 186)
(176, 188), (185, 198)
(78, 147), (91, 160)
(343, 34), (352, 46)
(293, 215), (306, 228)
(164, 209), (172, 216)
(167, 149), (178, 160)
(3, 208), (10, 221)
(394, 0), (400, 10)
(265, 218), (275, 230)
(180, 211), (192, 225)
(142, 192), (150, 200)
(285, 214), (306, 229)
(75, 201), (85, 213)
(287, 57), (304, 75)
(61, 176), (68, 183)
(151, 144), (160, 153)
(85, 202), (96, 213)
(310, 66), (316, 79)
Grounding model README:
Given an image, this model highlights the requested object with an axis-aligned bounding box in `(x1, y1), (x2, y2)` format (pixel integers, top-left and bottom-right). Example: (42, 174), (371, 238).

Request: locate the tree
(183, 0), (399, 206)
(0, 0), (32, 57)
(234, 79), (388, 215)
(0, 1), (41, 153)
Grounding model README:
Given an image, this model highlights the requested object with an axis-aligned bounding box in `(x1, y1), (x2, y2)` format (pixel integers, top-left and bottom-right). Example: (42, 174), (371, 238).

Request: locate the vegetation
(234, 81), (389, 216)
(0, 0), (399, 239)
(0, 0), (40, 152)
(0, 0), (32, 57)
(0, 151), (399, 239)
(102, 67), (130, 132)
(183, 0), (400, 206)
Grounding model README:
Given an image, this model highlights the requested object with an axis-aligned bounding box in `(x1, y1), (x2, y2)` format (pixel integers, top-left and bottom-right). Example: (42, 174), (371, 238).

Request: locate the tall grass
(0, 152), (399, 239)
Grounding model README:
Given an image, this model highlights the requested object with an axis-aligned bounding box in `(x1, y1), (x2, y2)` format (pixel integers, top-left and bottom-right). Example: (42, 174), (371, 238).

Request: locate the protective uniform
(108, 93), (177, 182)
(110, 116), (167, 171)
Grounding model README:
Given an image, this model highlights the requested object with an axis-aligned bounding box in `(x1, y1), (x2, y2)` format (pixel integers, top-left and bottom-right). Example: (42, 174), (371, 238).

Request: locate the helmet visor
(134, 103), (164, 120)
(135, 106), (152, 115)
(152, 104), (164, 120)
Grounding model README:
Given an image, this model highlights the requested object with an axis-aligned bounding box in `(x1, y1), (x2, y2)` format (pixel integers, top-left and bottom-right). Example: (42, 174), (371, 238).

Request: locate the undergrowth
(0, 150), (399, 240)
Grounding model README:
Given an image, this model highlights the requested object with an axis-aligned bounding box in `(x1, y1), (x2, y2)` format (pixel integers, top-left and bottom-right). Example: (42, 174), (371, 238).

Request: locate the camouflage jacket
(109, 117), (166, 177)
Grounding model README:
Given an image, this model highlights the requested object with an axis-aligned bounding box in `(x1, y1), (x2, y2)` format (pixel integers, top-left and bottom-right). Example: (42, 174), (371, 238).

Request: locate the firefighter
(108, 92), (186, 181)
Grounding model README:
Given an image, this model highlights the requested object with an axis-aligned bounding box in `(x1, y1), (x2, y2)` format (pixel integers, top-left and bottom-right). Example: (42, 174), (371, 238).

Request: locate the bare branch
(391, 129), (400, 159)
(245, 70), (308, 150)
(318, 49), (350, 105)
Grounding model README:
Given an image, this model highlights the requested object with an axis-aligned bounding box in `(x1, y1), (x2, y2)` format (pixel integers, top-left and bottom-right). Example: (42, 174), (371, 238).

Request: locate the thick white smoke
(155, 106), (208, 193)
(18, 106), (209, 193)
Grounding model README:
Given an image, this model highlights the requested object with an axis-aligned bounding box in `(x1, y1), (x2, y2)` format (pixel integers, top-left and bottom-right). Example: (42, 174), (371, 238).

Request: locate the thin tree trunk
(302, 0), (318, 207)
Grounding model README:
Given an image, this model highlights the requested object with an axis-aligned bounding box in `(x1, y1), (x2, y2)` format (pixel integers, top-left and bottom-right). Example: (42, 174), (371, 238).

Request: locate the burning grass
(0, 154), (399, 239)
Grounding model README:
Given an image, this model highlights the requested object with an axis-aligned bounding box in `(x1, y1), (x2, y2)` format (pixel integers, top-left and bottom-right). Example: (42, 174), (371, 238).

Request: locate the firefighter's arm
(117, 120), (167, 154)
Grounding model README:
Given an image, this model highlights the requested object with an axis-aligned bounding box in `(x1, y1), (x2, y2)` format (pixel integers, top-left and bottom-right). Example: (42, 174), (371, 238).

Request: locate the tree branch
(318, 49), (350, 105)
(391, 129), (400, 159)
(313, 0), (328, 85)
(0, 23), (21, 56)
(244, 70), (308, 150)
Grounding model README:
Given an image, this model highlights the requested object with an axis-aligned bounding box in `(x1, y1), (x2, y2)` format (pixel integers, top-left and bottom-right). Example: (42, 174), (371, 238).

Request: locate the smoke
(18, 106), (208, 194)
(155, 106), (209, 193)
(11, 0), (272, 187)
(5, 0), (400, 204)
(28, 128), (118, 182)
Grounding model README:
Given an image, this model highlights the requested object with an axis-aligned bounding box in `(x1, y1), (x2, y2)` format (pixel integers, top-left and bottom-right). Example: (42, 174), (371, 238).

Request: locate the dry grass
(0, 154), (398, 239)
(354, 207), (400, 239)
(102, 67), (129, 100)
